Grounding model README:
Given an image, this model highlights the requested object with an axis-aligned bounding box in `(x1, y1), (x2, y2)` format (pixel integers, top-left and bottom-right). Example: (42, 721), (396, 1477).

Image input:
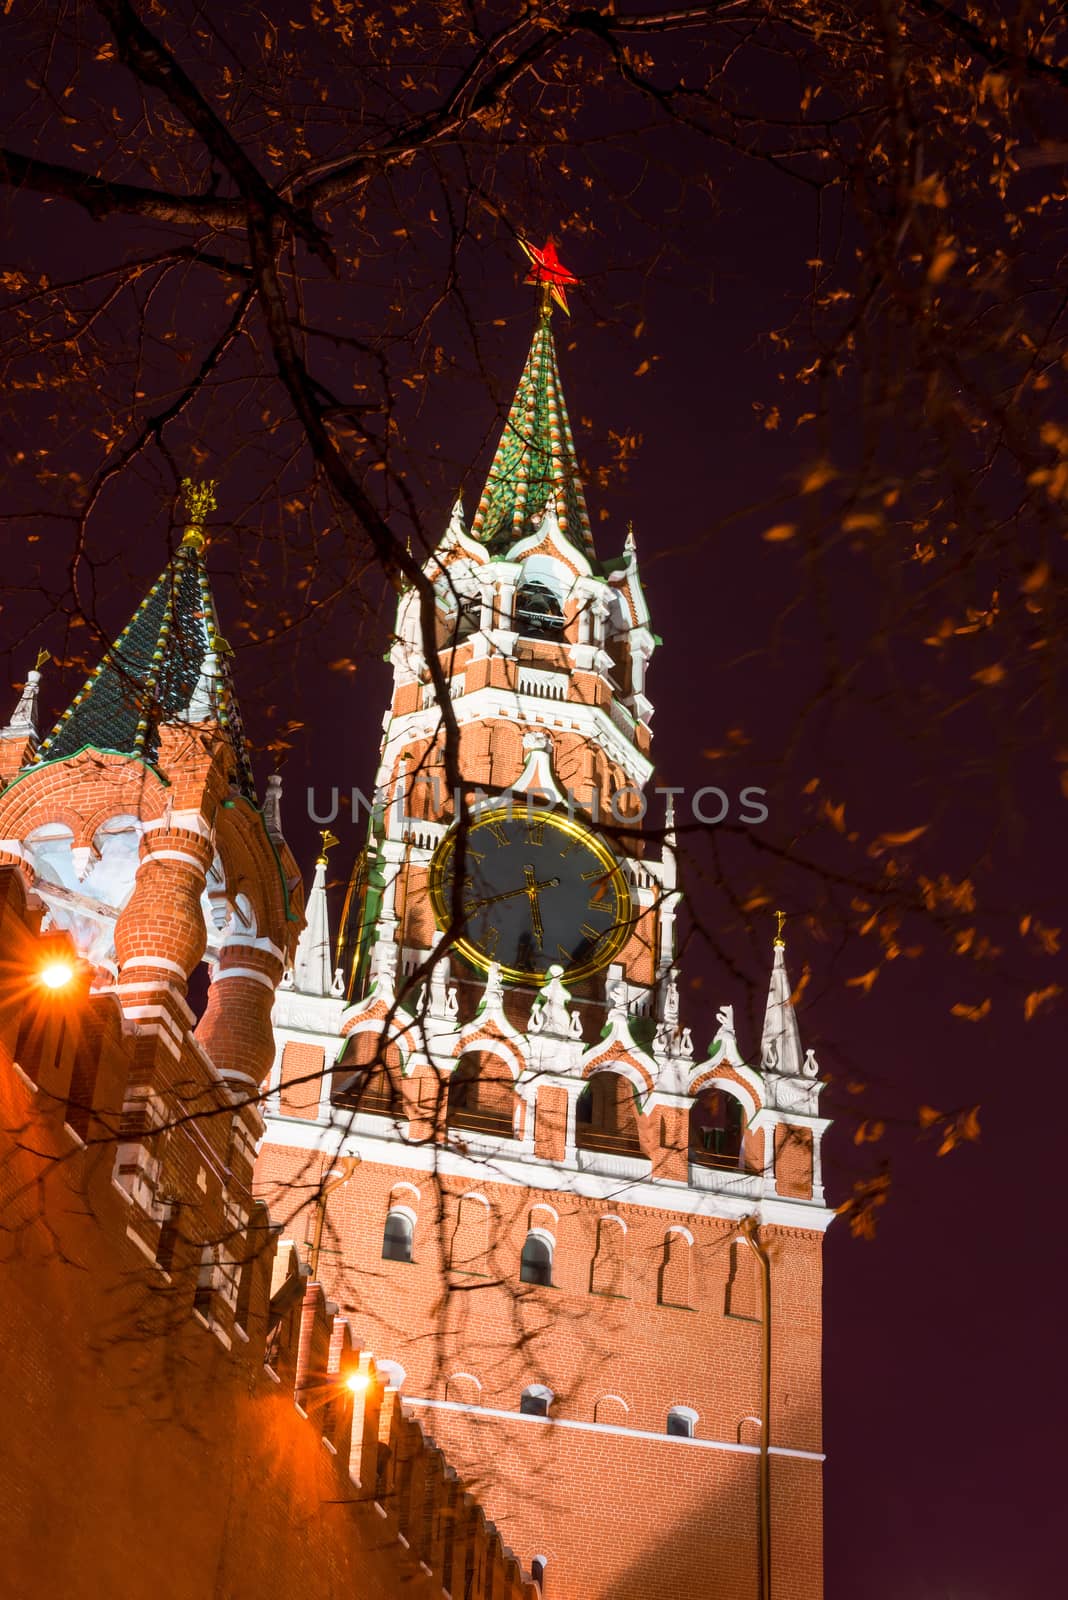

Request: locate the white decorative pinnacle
(290, 856), (334, 997)
(760, 942), (805, 1077)
(1, 664), (43, 745)
(529, 964), (580, 1039)
(427, 931), (458, 1020)
(479, 961), (506, 1018)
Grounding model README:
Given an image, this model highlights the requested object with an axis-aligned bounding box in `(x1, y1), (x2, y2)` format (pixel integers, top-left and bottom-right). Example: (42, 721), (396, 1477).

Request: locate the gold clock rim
(428, 804), (634, 984)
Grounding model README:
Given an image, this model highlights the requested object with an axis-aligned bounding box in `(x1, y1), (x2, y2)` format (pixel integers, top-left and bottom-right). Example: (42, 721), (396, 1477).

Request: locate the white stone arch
(388, 1181), (421, 1207)
(452, 1028), (526, 1082)
(687, 1068), (760, 1127)
(376, 1359), (406, 1392)
(445, 1370), (482, 1403)
(337, 1013), (414, 1077)
(524, 1224), (556, 1252)
(581, 1053), (653, 1105)
(600, 1212), (629, 1235)
(665, 1223), (694, 1246)
(593, 1392), (630, 1420)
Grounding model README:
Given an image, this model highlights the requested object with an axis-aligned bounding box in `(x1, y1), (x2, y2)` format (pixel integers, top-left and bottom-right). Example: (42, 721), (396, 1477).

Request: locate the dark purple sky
(1, 14), (1063, 1593)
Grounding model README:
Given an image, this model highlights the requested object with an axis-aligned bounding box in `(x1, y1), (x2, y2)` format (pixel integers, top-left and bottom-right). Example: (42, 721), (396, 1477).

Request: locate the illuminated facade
(258, 268), (833, 1599)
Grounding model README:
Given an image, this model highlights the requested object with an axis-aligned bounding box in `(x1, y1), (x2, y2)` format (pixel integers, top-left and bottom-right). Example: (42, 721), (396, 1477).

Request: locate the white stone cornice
(258, 1112), (835, 1232)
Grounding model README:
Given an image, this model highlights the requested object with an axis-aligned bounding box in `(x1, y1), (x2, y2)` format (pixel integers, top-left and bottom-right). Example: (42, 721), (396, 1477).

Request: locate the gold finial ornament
(774, 909), (786, 949)
(180, 477), (218, 550)
(317, 828), (340, 866)
(34, 648), (50, 672)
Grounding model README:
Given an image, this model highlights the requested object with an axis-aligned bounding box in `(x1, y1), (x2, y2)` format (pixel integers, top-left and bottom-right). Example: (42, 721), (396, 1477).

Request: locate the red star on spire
(519, 237), (579, 316)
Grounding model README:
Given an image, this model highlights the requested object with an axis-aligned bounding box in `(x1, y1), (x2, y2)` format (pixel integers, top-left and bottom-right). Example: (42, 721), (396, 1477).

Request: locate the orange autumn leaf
(821, 798), (846, 832)
(917, 1105), (943, 1130)
(853, 1119), (885, 1145)
(633, 359), (651, 377)
(936, 1106), (981, 1156)
(950, 998), (991, 1022)
(762, 522), (797, 543)
(1024, 984), (1062, 1020)
(878, 825), (928, 846)
(1021, 560), (1050, 594)
(801, 460), (836, 493)
(928, 248), (957, 282)
(835, 1169), (891, 1240)
(846, 967), (880, 993)
(972, 663), (1005, 686)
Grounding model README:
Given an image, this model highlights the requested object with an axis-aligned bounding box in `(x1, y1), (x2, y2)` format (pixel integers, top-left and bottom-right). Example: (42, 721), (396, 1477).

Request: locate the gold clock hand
(465, 875), (560, 915)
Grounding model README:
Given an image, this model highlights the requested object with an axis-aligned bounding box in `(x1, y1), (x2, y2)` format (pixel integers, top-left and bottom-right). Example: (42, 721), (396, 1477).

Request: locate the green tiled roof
(471, 310), (596, 563)
(33, 537), (256, 800)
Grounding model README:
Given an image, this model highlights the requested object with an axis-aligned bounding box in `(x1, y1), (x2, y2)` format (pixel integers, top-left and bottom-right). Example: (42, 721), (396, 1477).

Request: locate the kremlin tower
(256, 246), (832, 1600)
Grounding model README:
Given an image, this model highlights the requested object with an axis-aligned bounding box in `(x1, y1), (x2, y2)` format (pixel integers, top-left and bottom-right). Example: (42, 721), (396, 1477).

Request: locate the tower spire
(31, 479), (256, 799)
(760, 916), (804, 1076)
(470, 239), (595, 562)
(290, 831), (342, 997)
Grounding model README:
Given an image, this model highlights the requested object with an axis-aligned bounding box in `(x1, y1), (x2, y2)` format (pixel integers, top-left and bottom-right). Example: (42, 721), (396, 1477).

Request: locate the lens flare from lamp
(347, 1372), (370, 1394)
(39, 959), (75, 991)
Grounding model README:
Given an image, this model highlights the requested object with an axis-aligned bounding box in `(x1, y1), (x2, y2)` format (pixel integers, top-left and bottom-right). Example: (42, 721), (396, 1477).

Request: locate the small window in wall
(666, 1406), (697, 1439)
(382, 1210), (414, 1263)
(156, 1204), (182, 1275)
(520, 1385), (553, 1417)
(531, 1555), (548, 1592)
(520, 1232), (553, 1286)
(193, 1244), (214, 1315)
(515, 582), (564, 640)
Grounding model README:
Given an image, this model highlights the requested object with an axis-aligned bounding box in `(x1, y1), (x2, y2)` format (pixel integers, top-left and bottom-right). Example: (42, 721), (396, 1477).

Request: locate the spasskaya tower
(255, 241), (832, 1600)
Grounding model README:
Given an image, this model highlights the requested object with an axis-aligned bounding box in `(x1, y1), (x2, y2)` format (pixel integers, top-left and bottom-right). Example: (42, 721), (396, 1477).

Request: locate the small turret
(760, 914), (807, 1078)
(290, 831), (341, 998)
(0, 650), (48, 778)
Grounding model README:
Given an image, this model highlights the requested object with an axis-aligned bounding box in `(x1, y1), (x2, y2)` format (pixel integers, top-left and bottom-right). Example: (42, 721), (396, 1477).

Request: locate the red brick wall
(256, 1144), (826, 1600)
(0, 871), (534, 1600)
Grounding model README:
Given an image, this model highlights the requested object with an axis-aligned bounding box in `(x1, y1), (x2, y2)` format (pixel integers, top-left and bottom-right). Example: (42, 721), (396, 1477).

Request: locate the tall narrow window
(155, 1205), (181, 1275)
(532, 1556), (548, 1592)
(520, 1232), (553, 1287)
(193, 1244), (214, 1315)
(382, 1210), (414, 1263)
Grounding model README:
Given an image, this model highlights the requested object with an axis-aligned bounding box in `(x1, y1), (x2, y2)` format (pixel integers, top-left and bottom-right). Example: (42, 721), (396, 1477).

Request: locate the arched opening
(438, 589), (481, 649)
(576, 1072), (642, 1157)
(520, 1231), (553, 1287)
(689, 1086), (746, 1171)
(514, 581), (564, 640)
(381, 1210), (414, 1264)
(666, 1406), (697, 1439)
(531, 1556), (548, 1592)
(447, 1052), (516, 1138)
(333, 1031), (406, 1118)
(520, 1384), (553, 1418)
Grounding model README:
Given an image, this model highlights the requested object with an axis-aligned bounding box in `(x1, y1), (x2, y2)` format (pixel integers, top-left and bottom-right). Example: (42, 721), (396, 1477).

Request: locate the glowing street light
(39, 958), (76, 991)
(346, 1372), (371, 1394)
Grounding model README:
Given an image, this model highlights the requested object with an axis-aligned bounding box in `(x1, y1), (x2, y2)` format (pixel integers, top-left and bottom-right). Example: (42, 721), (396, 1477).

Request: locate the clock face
(429, 806), (633, 983)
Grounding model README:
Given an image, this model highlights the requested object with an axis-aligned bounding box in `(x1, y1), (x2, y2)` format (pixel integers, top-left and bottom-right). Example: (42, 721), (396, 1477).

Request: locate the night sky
(1, 6), (1063, 1595)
